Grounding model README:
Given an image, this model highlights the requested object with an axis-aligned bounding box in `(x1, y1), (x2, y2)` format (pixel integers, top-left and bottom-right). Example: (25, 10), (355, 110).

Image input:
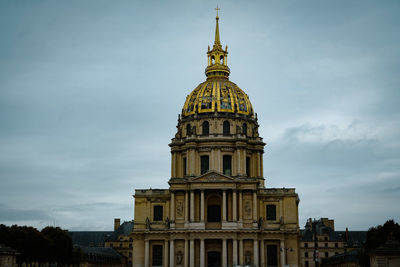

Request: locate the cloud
(0, 204), (52, 222)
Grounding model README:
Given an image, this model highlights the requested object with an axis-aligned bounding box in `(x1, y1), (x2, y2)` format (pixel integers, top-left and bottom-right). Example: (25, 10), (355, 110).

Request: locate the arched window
(242, 123), (247, 136)
(223, 121), (230, 135)
(220, 56), (224, 64)
(186, 124), (191, 136)
(202, 121), (209, 136)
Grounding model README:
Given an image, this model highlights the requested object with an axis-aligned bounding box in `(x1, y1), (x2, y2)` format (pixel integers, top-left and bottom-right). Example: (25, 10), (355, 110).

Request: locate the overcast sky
(0, 0), (399, 231)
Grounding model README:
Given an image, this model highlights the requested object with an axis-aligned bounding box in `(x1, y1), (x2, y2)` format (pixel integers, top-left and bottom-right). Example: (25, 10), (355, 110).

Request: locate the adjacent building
(299, 218), (366, 267)
(131, 14), (300, 267)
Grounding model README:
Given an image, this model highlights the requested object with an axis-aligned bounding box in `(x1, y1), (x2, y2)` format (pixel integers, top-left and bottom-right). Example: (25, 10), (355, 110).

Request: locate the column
(190, 190), (195, 222)
(170, 191), (175, 221)
(185, 191), (189, 223)
(190, 239), (195, 267)
(200, 190), (205, 222)
(184, 239), (189, 267)
(239, 239), (244, 265)
(222, 190), (227, 222)
(200, 239), (205, 267)
(253, 190), (257, 222)
(170, 239), (174, 267)
(222, 239), (227, 267)
(260, 240), (265, 267)
(164, 240), (169, 267)
(280, 240), (285, 267)
(233, 239), (238, 266)
(145, 240), (149, 267)
(253, 239), (259, 267)
(232, 190), (237, 221)
(239, 190), (243, 222)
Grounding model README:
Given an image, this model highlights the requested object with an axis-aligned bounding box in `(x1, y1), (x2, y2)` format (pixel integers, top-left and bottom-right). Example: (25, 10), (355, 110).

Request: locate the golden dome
(182, 15), (254, 118)
(182, 79), (254, 117)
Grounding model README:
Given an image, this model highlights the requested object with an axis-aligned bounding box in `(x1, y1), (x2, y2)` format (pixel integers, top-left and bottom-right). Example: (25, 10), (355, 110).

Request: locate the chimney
(114, 218), (121, 231)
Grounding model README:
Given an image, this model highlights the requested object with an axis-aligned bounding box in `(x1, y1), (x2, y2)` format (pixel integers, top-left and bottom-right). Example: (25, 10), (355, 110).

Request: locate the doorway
(207, 251), (221, 267)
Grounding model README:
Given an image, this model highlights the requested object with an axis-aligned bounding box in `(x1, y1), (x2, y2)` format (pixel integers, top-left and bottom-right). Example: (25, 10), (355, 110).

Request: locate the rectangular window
(201, 155), (209, 174)
(305, 243), (308, 248)
(305, 252), (308, 258)
(153, 205), (163, 221)
(305, 260), (309, 267)
(325, 243), (328, 247)
(152, 245), (163, 266)
(246, 157), (250, 176)
(223, 155), (232, 176)
(183, 157), (187, 176)
(325, 252), (329, 258)
(266, 204), (276, 220)
(335, 243), (338, 248)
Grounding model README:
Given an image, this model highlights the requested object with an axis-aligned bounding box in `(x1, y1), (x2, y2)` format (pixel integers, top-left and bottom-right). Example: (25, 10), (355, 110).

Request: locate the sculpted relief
(176, 201), (184, 218)
(244, 200), (252, 217)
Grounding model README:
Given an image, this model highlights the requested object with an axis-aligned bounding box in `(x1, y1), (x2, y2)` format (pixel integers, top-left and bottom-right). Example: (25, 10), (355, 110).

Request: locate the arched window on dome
(220, 56), (223, 64)
(223, 121), (230, 136)
(186, 124), (191, 136)
(211, 56), (215, 65)
(202, 121), (209, 136)
(242, 123), (247, 136)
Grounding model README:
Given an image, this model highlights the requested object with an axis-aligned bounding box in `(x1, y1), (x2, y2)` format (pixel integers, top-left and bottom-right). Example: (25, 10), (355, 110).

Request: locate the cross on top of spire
(215, 6), (220, 18)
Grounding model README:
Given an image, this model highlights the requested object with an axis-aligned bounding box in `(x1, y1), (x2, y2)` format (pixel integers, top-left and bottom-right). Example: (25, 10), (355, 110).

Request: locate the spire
(214, 7), (221, 47)
(205, 9), (230, 79)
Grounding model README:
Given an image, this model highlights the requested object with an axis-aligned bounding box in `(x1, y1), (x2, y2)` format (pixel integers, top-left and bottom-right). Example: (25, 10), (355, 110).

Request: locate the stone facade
(131, 14), (300, 267)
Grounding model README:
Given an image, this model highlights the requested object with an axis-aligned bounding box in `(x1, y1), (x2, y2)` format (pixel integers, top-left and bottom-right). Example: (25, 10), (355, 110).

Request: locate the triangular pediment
(190, 171), (236, 183)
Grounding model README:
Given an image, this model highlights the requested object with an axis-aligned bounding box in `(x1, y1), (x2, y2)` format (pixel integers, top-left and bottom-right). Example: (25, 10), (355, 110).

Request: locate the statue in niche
(176, 251), (183, 265)
(176, 201), (184, 218)
(244, 200), (252, 217)
(258, 217), (264, 229)
(165, 217), (170, 229)
(280, 216), (284, 225)
(145, 217), (151, 230)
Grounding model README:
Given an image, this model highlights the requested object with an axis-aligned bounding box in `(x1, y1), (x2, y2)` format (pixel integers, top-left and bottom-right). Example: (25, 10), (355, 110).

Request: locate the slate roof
(68, 231), (113, 247)
(105, 221), (134, 242)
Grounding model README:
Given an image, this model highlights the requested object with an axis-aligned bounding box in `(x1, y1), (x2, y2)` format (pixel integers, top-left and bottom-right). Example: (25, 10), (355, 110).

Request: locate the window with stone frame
(183, 157), (187, 176)
(246, 157), (250, 176)
(201, 155), (209, 174)
(266, 204), (277, 220)
(223, 121), (230, 135)
(223, 155), (232, 176)
(153, 205), (163, 221)
(202, 121), (209, 136)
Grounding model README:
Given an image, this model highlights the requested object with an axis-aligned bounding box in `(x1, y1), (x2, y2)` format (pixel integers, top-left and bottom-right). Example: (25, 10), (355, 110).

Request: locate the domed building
(132, 14), (300, 267)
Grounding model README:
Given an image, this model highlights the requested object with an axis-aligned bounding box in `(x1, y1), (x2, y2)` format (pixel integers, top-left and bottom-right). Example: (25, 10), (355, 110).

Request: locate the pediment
(190, 171), (236, 183)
